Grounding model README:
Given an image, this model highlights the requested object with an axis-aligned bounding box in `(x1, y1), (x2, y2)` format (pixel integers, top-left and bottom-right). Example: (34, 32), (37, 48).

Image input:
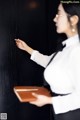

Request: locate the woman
(15, 2), (80, 120)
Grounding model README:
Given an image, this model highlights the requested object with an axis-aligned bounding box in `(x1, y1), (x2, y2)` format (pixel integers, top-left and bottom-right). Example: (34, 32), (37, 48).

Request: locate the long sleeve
(52, 90), (80, 114)
(30, 50), (53, 68)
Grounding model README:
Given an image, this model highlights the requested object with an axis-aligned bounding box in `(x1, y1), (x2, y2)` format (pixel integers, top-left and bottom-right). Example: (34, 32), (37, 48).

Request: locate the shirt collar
(62, 34), (79, 47)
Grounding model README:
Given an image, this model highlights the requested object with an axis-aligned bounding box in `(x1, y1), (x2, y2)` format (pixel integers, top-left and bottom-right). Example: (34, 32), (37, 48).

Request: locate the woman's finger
(32, 93), (38, 98)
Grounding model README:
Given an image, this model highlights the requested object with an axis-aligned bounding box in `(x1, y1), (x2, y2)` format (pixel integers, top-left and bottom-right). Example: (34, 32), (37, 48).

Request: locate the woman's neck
(66, 31), (78, 38)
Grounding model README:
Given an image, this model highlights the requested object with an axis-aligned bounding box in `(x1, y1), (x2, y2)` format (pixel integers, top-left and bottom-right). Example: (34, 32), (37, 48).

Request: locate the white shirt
(30, 34), (80, 114)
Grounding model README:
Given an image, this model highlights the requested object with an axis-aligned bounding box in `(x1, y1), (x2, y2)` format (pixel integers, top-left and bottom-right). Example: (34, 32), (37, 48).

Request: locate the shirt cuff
(30, 50), (39, 60)
(52, 96), (62, 114)
(52, 96), (69, 114)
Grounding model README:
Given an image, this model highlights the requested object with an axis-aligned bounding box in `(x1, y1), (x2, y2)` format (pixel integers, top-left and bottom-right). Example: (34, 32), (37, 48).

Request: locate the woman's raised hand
(15, 39), (34, 55)
(15, 39), (28, 51)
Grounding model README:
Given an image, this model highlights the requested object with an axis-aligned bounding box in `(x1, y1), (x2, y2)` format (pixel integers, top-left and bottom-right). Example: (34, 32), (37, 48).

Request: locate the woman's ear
(70, 15), (79, 25)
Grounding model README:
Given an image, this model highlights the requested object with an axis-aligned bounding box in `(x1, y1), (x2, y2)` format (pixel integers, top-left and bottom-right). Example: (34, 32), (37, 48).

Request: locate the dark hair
(61, 2), (80, 40)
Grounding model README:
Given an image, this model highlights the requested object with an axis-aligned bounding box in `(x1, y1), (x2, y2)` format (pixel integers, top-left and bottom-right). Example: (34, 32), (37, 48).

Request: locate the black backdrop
(0, 0), (60, 120)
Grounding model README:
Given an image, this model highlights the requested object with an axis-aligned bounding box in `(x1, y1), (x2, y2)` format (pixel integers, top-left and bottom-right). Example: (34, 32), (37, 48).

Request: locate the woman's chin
(56, 30), (62, 34)
(56, 28), (64, 33)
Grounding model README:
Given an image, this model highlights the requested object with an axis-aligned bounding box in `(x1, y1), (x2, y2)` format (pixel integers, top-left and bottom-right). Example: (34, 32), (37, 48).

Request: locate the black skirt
(54, 109), (80, 120)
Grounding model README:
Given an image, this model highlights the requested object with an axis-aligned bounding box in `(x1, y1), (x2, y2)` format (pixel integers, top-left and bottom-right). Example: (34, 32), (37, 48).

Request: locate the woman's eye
(57, 13), (60, 16)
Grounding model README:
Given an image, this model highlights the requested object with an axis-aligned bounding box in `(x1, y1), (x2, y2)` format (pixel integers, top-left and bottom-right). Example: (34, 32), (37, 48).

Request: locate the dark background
(0, 0), (61, 120)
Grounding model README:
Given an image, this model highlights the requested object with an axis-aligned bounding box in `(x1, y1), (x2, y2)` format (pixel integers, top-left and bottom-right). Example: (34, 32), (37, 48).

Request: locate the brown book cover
(14, 86), (51, 102)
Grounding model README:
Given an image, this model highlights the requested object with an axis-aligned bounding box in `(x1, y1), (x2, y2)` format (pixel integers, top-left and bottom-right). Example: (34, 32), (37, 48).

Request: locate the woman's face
(54, 3), (71, 34)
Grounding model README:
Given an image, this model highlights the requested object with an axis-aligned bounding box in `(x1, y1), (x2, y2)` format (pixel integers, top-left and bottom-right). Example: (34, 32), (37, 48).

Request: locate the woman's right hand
(15, 39), (28, 51)
(15, 39), (34, 55)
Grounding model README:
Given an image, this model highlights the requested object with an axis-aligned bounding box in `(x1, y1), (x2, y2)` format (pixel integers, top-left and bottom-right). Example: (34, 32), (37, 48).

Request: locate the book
(14, 86), (51, 102)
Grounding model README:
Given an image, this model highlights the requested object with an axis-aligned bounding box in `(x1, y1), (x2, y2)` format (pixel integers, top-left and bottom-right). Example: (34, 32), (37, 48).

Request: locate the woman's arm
(15, 39), (53, 68)
(29, 87), (80, 114)
(15, 39), (34, 55)
(30, 50), (53, 68)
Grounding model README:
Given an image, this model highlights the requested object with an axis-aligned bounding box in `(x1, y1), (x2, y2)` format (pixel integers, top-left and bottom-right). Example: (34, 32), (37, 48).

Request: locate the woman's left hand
(29, 93), (52, 107)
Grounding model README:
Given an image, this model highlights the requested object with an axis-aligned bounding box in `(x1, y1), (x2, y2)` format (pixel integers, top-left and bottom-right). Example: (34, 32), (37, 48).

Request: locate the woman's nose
(53, 14), (58, 22)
